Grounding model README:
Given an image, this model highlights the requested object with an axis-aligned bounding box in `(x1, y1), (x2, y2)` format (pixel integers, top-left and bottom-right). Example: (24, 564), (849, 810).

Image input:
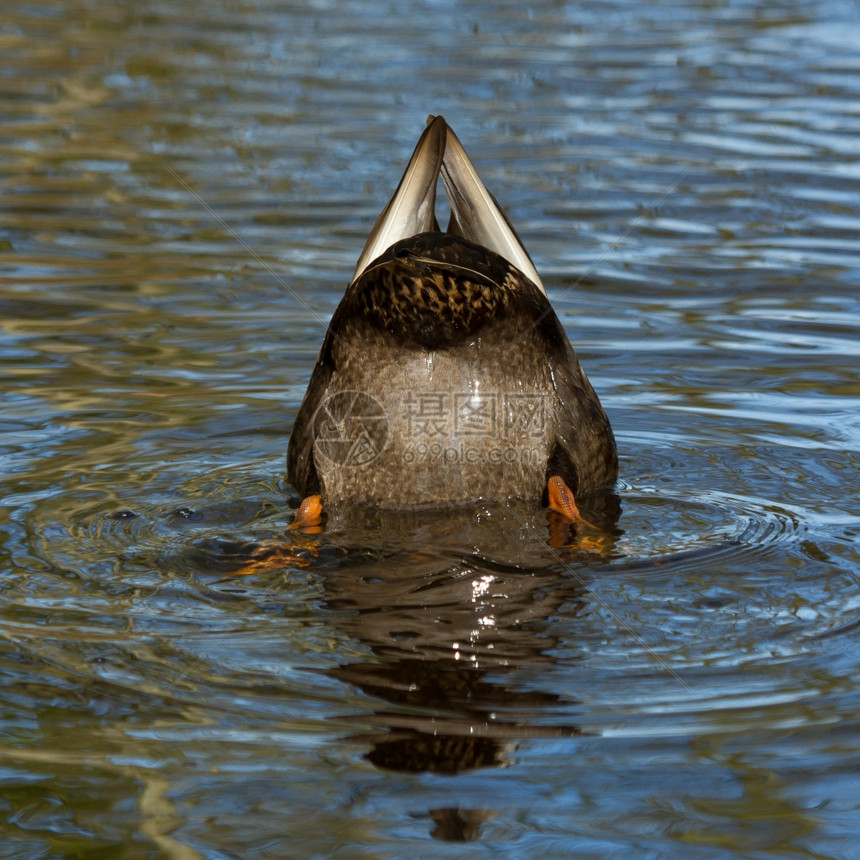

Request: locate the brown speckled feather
(288, 232), (616, 507)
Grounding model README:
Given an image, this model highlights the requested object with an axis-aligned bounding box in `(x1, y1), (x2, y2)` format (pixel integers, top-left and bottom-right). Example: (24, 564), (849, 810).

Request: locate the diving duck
(287, 115), (616, 526)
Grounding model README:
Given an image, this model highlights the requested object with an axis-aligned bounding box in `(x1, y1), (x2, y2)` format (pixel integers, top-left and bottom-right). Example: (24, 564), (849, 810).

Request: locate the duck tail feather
(440, 124), (545, 295)
(351, 115), (447, 283)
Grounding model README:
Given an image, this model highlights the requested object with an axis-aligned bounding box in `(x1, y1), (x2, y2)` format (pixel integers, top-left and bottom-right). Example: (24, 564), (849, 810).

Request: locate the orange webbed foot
(546, 476), (606, 551)
(223, 496), (324, 576)
(547, 476), (597, 529)
(289, 494), (324, 534)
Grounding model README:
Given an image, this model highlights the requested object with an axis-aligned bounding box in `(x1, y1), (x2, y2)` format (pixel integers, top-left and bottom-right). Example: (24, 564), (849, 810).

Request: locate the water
(2, 0), (860, 856)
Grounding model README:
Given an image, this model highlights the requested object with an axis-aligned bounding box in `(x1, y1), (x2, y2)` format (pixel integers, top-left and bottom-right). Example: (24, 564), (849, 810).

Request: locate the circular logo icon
(312, 390), (389, 467)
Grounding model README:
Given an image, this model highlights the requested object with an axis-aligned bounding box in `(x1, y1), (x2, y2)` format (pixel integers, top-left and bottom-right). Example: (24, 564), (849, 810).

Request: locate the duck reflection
(318, 498), (618, 783)
(183, 493), (618, 842)
(424, 807), (495, 842)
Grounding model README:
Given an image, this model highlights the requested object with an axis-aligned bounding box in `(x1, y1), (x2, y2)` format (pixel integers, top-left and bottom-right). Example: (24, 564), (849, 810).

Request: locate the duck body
(287, 117), (617, 511)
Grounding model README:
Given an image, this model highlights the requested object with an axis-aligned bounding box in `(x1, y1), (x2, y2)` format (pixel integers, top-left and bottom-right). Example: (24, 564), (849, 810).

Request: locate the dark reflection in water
(424, 807), (492, 842)
(198, 501), (617, 840)
(323, 508), (600, 773)
(200, 502), (618, 752)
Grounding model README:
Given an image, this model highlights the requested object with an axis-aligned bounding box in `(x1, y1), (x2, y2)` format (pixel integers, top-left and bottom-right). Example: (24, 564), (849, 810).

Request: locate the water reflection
(325, 504), (618, 841)
(275, 503), (605, 839)
(183, 499), (618, 814)
(423, 807), (493, 842)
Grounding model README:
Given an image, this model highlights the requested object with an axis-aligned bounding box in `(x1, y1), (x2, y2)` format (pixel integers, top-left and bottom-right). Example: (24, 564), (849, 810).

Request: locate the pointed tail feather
(351, 115), (446, 283)
(440, 123), (545, 295)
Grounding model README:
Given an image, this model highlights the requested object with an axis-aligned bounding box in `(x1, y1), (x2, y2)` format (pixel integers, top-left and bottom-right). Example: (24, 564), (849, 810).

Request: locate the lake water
(2, 0), (860, 856)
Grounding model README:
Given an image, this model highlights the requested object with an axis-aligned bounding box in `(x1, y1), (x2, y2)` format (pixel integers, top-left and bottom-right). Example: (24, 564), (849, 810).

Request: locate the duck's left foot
(289, 494), (324, 533)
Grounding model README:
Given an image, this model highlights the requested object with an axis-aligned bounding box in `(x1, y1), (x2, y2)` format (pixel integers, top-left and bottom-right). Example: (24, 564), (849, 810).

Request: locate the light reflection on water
(2, 0), (860, 855)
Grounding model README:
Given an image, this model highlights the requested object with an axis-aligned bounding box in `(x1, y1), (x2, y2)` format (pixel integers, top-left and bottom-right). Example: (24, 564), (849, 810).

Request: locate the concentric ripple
(607, 487), (803, 572)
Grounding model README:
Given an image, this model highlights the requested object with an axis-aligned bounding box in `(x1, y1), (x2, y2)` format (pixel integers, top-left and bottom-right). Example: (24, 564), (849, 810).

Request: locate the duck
(287, 115), (617, 529)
